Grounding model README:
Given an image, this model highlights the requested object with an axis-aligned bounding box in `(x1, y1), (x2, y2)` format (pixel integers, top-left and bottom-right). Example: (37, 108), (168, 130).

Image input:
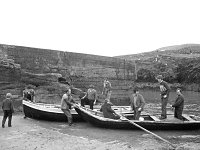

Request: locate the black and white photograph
(0, 0), (200, 149)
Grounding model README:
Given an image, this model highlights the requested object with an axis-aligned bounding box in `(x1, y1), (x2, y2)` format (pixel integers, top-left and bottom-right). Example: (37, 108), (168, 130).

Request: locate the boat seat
(182, 114), (194, 121)
(150, 116), (160, 121)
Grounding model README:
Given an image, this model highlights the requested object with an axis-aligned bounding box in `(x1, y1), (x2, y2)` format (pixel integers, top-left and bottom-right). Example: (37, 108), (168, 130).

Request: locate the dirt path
(0, 114), (200, 150)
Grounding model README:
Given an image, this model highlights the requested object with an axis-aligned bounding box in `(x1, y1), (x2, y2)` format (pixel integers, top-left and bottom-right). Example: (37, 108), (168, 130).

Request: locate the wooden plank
(164, 115), (183, 123)
(150, 116), (160, 121)
(182, 114), (194, 121)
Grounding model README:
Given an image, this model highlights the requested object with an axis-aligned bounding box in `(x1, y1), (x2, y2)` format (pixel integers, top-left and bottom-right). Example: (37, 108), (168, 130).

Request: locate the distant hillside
(115, 44), (200, 86)
(115, 44), (200, 61)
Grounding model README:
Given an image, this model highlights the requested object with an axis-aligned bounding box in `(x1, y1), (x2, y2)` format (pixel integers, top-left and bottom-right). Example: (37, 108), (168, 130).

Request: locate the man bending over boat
(100, 99), (120, 120)
(171, 88), (184, 120)
(129, 87), (145, 120)
(61, 88), (76, 126)
(23, 86), (35, 102)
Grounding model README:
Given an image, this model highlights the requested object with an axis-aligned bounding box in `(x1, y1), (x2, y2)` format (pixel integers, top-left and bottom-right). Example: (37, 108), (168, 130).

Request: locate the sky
(0, 0), (200, 57)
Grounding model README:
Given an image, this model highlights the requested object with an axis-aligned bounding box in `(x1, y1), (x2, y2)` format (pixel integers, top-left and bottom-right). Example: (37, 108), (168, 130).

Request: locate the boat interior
(82, 105), (198, 122)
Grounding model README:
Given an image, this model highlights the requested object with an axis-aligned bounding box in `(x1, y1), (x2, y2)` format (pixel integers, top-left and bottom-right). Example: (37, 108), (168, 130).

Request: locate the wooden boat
(22, 100), (83, 122)
(74, 105), (200, 130)
(22, 100), (130, 122)
(22, 87), (86, 122)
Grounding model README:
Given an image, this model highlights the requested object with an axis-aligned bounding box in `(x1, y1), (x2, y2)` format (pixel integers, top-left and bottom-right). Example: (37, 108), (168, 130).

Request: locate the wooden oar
(119, 115), (177, 149)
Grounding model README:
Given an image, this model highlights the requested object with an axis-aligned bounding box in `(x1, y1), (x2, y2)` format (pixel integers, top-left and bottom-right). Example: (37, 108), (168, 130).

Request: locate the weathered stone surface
(21, 71), (62, 86)
(0, 44), (136, 106)
(0, 47), (71, 111)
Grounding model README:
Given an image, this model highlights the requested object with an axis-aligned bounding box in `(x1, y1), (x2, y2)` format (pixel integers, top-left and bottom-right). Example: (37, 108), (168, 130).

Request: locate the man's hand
(138, 108), (142, 111)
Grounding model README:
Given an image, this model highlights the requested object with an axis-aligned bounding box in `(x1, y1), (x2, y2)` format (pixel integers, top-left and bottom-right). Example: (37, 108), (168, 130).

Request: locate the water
(139, 89), (200, 117)
(140, 89), (200, 105)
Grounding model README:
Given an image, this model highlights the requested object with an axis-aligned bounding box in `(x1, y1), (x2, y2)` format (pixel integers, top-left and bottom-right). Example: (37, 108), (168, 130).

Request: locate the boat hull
(23, 100), (83, 122)
(75, 105), (200, 130)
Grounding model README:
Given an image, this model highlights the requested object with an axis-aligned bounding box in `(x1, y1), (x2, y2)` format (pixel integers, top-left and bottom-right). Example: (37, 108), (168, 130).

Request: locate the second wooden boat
(74, 105), (200, 130)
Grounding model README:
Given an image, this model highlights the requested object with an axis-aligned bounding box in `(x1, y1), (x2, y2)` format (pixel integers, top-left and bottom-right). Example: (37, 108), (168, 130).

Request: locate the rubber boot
(68, 117), (73, 126)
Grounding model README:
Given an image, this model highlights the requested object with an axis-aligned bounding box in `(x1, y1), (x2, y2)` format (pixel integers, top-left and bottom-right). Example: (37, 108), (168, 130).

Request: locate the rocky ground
(0, 114), (200, 150)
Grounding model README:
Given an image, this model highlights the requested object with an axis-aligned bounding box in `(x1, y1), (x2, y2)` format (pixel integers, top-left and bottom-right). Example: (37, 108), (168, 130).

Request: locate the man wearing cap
(156, 75), (170, 119)
(100, 99), (120, 120)
(81, 84), (97, 110)
(2, 93), (14, 128)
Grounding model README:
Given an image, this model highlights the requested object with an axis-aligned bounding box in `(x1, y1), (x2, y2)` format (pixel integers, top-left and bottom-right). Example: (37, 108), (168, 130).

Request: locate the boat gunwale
(22, 100), (77, 114)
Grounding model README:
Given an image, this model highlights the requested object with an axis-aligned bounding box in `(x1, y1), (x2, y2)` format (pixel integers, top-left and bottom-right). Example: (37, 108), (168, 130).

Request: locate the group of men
(78, 75), (185, 122)
(156, 75), (184, 120)
(2, 76), (185, 128)
(49, 76), (185, 126)
(60, 78), (116, 126)
(80, 79), (112, 110)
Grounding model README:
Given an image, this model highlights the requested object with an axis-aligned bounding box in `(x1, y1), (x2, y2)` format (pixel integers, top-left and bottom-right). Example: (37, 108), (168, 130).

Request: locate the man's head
(104, 99), (108, 103)
(65, 88), (71, 95)
(6, 93), (12, 99)
(133, 87), (139, 94)
(176, 88), (182, 95)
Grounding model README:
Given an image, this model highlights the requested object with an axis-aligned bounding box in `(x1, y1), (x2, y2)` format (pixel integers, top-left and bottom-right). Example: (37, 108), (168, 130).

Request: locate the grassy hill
(116, 44), (200, 60)
(115, 44), (200, 84)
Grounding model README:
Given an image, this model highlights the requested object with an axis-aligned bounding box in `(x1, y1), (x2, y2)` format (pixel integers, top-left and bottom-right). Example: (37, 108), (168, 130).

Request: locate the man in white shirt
(102, 79), (112, 101)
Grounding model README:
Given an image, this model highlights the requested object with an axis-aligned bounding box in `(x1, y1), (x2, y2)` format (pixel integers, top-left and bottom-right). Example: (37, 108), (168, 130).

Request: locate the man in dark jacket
(23, 86), (35, 102)
(2, 93), (14, 128)
(156, 75), (170, 119)
(130, 87), (145, 120)
(100, 99), (120, 120)
(171, 88), (184, 120)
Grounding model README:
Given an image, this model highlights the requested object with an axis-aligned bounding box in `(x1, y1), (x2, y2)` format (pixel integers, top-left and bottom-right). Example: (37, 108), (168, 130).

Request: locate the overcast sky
(0, 0), (200, 57)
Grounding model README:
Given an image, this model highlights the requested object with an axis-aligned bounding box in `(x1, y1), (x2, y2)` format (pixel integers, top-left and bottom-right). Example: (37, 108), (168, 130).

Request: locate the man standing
(171, 88), (184, 120)
(2, 93), (14, 128)
(81, 84), (97, 110)
(61, 89), (75, 126)
(156, 75), (170, 119)
(129, 87), (145, 120)
(102, 78), (112, 101)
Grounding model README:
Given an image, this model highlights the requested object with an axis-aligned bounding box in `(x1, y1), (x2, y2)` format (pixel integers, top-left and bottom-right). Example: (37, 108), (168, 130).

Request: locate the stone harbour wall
(0, 44), (136, 105)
